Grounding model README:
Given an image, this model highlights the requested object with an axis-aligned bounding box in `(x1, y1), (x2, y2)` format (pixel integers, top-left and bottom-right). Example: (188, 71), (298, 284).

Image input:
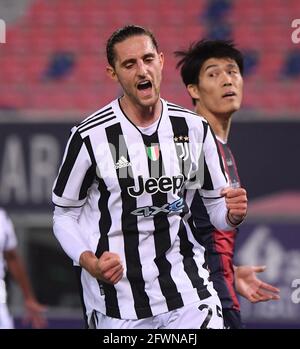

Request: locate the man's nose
(137, 62), (147, 76)
(222, 72), (233, 86)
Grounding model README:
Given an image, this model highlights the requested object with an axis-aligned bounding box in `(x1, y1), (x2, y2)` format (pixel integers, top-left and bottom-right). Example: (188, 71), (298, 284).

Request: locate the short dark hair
(175, 39), (244, 87)
(106, 25), (158, 67)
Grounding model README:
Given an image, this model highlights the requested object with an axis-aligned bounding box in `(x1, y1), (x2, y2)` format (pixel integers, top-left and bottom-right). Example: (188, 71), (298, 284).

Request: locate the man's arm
(53, 207), (123, 284)
(234, 265), (280, 303)
(4, 249), (47, 328)
(199, 124), (247, 230)
(52, 128), (123, 284)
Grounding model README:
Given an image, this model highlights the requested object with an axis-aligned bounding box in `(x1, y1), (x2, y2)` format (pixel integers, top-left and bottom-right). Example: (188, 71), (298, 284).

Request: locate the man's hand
(235, 265), (280, 303)
(221, 187), (247, 226)
(80, 251), (123, 284)
(23, 298), (48, 329)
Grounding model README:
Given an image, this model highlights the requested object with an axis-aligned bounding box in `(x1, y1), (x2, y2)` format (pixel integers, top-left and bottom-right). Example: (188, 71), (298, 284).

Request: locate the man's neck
(120, 97), (162, 127)
(196, 108), (232, 143)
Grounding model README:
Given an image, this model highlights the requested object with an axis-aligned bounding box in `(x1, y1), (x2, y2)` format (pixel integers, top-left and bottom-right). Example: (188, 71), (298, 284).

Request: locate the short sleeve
(52, 128), (94, 208)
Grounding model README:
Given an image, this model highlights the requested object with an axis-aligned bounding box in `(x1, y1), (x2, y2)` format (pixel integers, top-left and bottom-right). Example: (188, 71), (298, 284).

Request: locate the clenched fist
(221, 187), (247, 226)
(80, 251), (124, 284)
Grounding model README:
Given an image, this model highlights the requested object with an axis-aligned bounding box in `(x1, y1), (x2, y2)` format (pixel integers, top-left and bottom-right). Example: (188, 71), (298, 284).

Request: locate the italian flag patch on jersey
(147, 145), (160, 161)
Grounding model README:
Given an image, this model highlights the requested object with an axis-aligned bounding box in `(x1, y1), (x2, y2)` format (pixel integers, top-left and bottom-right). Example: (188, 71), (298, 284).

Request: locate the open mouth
(137, 80), (152, 90)
(222, 92), (236, 98)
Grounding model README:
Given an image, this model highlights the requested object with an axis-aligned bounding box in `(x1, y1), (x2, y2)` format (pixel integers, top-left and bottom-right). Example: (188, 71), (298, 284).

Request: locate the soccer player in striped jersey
(175, 40), (280, 329)
(52, 26), (247, 329)
(0, 208), (47, 328)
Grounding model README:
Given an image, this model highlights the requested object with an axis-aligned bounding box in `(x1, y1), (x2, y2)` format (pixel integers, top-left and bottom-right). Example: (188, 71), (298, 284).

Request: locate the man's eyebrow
(204, 64), (218, 71)
(204, 63), (238, 71)
(120, 58), (136, 66)
(143, 53), (155, 59)
(226, 63), (239, 69)
(120, 53), (155, 66)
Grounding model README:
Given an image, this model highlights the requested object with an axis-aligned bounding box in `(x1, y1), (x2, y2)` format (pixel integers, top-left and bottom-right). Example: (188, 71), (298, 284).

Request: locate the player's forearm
(202, 196), (235, 231)
(79, 251), (99, 277)
(5, 251), (35, 300)
(53, 206), (90, 264)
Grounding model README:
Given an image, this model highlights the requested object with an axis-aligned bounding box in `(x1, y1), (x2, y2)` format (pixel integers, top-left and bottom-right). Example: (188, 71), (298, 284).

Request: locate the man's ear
(187, 84), (200, 100)
(106, 65), (118, 81)
(159, 52), (164, 70)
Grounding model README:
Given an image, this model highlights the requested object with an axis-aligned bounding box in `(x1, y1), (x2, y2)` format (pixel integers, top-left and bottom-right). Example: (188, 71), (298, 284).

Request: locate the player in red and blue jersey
(176, 40), (280, 328)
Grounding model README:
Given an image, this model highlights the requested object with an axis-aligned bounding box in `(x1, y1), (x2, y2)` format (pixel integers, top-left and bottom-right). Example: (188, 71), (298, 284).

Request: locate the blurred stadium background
(0, 0), (299, 328)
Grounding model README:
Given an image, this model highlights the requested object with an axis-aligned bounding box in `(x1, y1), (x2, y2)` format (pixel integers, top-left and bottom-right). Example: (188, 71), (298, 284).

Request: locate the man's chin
(138, 95), (160, 107)
(214, 108), (238, 119)
(222, 103), (240, 115)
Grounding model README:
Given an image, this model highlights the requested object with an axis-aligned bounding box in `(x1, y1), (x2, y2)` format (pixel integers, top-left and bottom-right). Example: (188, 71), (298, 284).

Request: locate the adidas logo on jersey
(115, 156), (131, 169)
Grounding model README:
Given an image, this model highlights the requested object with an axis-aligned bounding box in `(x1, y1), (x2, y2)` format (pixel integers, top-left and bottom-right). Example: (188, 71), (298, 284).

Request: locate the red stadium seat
(1, 0), (299, 117)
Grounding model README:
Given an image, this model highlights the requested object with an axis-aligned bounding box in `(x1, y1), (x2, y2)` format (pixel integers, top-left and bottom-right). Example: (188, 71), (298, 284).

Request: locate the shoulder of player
(166, 101), (208, 127)
(166, 101), (198, 117)
(73, 100), (118, 136)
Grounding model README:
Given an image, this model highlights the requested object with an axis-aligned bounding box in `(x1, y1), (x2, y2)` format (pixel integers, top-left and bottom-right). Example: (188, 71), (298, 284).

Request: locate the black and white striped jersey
(52, 98), (228, 320)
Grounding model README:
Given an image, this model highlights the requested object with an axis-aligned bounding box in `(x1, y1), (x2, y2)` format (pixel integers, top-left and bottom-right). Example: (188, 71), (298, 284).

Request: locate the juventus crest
(174, 135), (190, 161)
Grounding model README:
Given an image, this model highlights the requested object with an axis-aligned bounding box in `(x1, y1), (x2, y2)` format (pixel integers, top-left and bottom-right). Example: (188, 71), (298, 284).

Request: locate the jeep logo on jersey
(127, 175), (184, 197)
